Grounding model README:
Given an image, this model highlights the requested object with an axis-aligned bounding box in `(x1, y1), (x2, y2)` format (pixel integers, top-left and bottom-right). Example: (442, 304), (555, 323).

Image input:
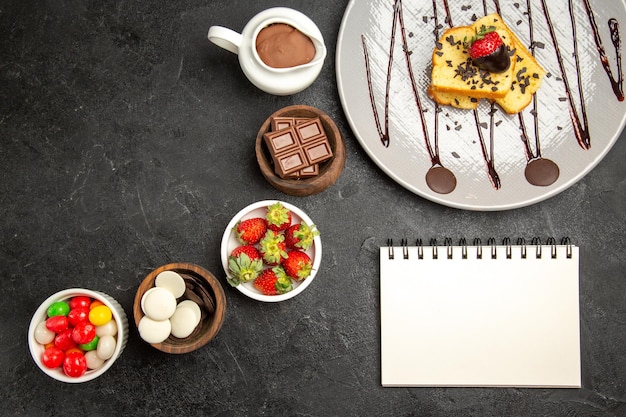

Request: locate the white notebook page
(380, 244), (581, 387)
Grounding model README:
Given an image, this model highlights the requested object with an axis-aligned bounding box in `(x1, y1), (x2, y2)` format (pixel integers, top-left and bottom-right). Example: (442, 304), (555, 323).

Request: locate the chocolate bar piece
(304, 140), (332, 164)
(285, 164), (319, 179)
(264, 129), (299, 154)
(274, 149), (308, 176)
(294, 118), (326, 144)
(264, 117), (333, 178)
(271, 116), (311, 131)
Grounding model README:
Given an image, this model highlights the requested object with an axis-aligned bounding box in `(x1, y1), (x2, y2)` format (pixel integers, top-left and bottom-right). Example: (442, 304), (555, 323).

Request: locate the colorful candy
(45, 316), (68, 333)
(96, 335), (116, 360)
(34, 321), (55, 345)
(84, 350), (104, 370)
(67, 307), (90, 327)
(69, 296), (91, 310)
(89, 305), (112, 326)
(47, 301), (70, 317)
(41, 346), (65, 369)
(54, 329), (76, 350)
(95, 320), (117, 337)
(63, 351), (87, 377)
(78, 335), (99, 351)
(36, 295), (118, 378)
(72, 322), (96, 344)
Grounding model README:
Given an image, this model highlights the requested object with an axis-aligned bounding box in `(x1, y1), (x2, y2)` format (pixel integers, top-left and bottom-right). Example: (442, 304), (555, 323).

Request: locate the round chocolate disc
(425, 166), (457, 194)
(525, 158), (560, 187)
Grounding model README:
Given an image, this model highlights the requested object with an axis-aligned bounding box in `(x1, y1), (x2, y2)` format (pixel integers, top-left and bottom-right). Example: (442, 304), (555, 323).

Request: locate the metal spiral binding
(430, 238), (438, 259)
(503, 237), (512, 259)
(386, 237), (571, 260)
(444, 238), (453, 259)
(416, 238), (423, 259)
(562, 237), (573, 259)
(546, 237), (557, 259)
(517, 237), (527, 259)
(459, 238), (468, 259)
(474, 238), (483, 259)
(487, 237), (497, 259)
(401, 238), (409, 260)
(531, 237), (542, 258)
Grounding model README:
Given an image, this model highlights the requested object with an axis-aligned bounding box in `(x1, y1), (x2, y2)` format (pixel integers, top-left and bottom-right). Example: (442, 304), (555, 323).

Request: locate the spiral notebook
(380, 238), (581, 388)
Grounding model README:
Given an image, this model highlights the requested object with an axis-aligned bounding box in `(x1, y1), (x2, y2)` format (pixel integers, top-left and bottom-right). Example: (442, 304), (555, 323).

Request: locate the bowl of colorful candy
(133, 263), (226, 354)
(220, 200), (322, 302)
(28, 288), (128, 383)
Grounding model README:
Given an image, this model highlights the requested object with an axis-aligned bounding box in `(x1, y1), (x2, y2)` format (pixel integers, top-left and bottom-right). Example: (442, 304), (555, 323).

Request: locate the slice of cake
(487, 15), (547, 114)
(428, 85), (480, 110)
(429, 14), (546, 114)
(430, 23), (516, 99)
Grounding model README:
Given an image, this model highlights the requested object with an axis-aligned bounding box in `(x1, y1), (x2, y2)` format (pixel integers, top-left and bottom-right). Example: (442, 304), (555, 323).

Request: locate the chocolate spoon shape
(425, 164), (457, 195)
(524, 157), (560, 187)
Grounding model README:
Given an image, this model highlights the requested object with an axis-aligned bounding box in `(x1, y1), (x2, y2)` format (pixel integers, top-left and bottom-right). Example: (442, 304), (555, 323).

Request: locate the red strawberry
(259, 230), (288, 266)
(230, 245), (261, 260)
(234, 217), (267, 245)
(284, 222), (319, 250)
(468, 25), (510, 73)
(228, 245), (263, 286)
(253, 267), (293, 295)
(281, 250), (313, 281)
(266, 202), (291, 232)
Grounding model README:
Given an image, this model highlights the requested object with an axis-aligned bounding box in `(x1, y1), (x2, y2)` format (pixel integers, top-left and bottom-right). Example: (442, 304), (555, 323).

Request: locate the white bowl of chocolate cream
(208, 7), (327, 95)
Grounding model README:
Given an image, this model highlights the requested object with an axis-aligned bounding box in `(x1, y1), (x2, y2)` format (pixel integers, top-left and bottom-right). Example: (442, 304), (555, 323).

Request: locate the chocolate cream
(256, 23), (316, 68)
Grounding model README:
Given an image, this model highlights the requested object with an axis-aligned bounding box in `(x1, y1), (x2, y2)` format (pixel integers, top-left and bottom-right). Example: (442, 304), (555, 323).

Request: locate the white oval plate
(336, 0), (626, 210)
(220, 200), (322, 302)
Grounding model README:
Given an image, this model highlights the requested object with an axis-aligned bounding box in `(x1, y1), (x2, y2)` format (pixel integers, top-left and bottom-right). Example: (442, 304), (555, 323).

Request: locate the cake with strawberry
(429, 13), (546, 114)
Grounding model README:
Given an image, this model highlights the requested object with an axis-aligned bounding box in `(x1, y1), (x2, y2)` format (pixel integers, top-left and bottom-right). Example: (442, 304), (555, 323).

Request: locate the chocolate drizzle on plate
(363, 0), (457, 194)
(518, 0), (559, 186)
(361, 0), (623, 195)
(447, 0), (502, 189)
(540, 0), (624, 150)
(582, 0), (624, 102)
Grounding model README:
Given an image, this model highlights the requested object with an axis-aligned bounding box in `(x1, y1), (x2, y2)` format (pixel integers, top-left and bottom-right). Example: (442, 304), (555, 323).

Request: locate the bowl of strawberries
(220, 200), (322, 302)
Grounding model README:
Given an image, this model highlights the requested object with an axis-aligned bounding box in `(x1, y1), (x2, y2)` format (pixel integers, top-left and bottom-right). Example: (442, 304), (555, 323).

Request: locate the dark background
(1, 0), (625, 416)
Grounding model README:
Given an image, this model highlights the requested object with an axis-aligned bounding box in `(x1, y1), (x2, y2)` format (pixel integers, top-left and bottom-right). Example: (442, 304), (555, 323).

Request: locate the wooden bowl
(255, 105), (346, 196)
(133, 263), (226, 354)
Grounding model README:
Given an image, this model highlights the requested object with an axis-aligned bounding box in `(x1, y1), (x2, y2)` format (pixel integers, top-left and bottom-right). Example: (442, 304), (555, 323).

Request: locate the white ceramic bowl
(28, 288), (129, 383)
(220, 200), (322, 302)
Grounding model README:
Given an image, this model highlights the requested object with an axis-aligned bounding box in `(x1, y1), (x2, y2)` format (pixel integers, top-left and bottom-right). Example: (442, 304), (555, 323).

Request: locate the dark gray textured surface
(1, 0), (625, 416)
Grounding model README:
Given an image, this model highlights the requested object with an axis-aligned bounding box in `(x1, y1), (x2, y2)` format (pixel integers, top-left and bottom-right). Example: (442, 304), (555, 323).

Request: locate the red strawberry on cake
(468, 25), (511, 73)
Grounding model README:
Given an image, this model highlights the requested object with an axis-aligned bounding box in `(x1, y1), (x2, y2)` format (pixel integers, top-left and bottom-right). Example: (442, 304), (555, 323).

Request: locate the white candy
(169, 305), (199, 339)
(96, 334), (117, 360)
(155, 270), (186, 298)
(138, 316), (171, 344)
(85, 350), (105, 370)
(177, 300), (201, 324)
(96, 319), (118, 337)
(35, 321), (55, 345)
(140, 287), (160, 313)
(141, 287), (176, 321)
